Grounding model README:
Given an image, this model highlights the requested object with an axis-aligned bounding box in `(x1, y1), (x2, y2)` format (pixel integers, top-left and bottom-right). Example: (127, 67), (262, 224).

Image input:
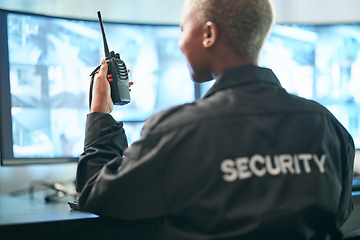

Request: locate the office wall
(1, 0), (360, 24)
(272, 0), (360, 24)
(0, 0), (184, 24)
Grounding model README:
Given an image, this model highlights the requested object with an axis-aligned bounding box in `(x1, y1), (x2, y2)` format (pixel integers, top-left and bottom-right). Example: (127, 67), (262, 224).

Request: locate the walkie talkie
(96, 11), (130, 105)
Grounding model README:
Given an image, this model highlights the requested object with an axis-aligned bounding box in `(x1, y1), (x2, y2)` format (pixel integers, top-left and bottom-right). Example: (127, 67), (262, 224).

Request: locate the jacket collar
(203, 65), (282, 99)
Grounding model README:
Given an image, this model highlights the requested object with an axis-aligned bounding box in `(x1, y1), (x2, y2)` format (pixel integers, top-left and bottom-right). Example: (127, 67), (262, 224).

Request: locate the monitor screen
(0, 10), (195, 165)
(1, 9), (359, 167)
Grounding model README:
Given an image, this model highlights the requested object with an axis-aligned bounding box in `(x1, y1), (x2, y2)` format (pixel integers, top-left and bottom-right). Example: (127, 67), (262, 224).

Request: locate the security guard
(76, 0), (355, 239)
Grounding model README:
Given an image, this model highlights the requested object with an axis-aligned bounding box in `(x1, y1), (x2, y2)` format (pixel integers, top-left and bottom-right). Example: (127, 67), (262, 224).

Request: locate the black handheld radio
(94, 11), (130, 105)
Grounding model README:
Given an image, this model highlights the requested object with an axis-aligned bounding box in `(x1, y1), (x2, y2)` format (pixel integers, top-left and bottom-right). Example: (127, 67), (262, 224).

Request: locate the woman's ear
(202, 21), (218, 48)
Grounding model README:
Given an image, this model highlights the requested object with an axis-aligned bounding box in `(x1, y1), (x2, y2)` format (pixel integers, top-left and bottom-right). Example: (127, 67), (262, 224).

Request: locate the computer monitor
(0, 9), (195, 165)
(1, 10), (359, 173)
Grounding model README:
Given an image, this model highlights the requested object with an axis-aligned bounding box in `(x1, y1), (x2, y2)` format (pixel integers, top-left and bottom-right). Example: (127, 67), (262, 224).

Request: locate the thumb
(99, 59), (108, 75)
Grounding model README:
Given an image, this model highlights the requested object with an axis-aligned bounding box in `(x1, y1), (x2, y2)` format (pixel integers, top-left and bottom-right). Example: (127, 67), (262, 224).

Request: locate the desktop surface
(0, 189), (359, 240)
(0, 192), (98, 226)
(0, 191), (162, 240)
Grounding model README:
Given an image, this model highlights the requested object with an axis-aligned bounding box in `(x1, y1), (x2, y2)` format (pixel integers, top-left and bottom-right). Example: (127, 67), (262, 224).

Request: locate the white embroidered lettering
(313, 154), (326, 173)
(236, 157), (252, 179)
(265, 155), (281, 175)
(221, 153), (327, 181)
(298, 154), (312, 173)
(221, 159), (237, 182)
(278, 154), (294, 174)
(249, 154), (266, 177)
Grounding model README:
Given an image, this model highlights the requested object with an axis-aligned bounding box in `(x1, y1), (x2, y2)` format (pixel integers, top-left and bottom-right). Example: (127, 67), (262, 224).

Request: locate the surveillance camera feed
(3, 11), (360, 165)
(260, 24), (360, 150)
(6, 12), (194, 160)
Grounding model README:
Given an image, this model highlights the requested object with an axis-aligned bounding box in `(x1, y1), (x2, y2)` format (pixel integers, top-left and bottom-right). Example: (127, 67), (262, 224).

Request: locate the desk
(1, 191), (359, 239)
(0, 192), (162, 240)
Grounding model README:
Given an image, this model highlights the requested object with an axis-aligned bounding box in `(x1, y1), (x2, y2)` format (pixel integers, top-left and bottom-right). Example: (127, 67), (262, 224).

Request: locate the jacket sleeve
(75, 112), (128, 193)
(75, 112), (168, 220)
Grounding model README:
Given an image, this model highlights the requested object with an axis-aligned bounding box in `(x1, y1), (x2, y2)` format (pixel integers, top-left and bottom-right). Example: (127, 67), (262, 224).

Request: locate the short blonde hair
(194, 0), (274, 57)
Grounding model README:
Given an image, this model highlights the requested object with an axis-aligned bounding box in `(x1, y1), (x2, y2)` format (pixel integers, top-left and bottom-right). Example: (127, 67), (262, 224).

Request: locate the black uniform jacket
(76, 65), (355, 240)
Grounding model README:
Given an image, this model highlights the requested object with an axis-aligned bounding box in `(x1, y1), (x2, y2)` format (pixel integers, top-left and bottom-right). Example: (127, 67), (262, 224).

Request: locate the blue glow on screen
(7, 13), (194, 158)
(260, 24), (360, 149)
(6, 12), (360, 161)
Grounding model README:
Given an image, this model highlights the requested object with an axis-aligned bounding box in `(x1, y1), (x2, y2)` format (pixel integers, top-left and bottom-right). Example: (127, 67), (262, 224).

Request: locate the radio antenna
(97, 11), (111, 60)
